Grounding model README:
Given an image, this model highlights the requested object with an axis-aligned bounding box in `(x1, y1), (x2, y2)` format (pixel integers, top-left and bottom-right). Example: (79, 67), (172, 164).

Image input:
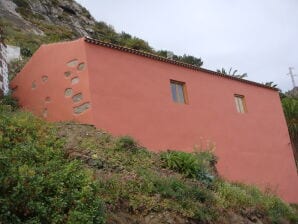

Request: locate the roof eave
(84, 37), (278, 92)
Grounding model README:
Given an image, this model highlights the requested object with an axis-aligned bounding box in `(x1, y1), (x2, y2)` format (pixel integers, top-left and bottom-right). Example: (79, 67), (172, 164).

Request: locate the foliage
(175, 54), (203, 67)
(0, 107), (297, 223)
(123, 37), (152, 51)
(0, 93), (19, 110)
(282, 97), (298, 149)
(156, 50), (204, 67)
(0, 110), (105, 223)
(161, 150), (217, 185)
(215, 181), (298, 223)
(264, 81), (278, 88)
(114, 135), (142, 152)
(282, 97), (298, 140)
(216, 67), (248, 79)
(8, 58), (29, 81)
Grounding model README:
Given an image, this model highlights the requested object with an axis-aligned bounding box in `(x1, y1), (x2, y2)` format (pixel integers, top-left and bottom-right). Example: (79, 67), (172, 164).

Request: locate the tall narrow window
(170, 80), (188, 104)
(234, 94), (246, 113)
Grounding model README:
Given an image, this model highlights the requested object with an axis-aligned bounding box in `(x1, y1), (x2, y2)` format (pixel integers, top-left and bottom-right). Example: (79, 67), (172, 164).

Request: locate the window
(170, 80), (188, 104)
(234, 95), (246, 113)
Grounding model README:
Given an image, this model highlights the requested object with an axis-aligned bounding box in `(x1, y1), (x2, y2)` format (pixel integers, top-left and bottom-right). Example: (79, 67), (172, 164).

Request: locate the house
(11, 37), (298, 203)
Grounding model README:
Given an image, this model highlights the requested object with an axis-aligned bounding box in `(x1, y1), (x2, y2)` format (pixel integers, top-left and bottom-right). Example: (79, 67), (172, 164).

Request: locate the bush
(114, 135), (140, 152)
(9, 58), (29, 81)
(0, 111), (105, 223)
(161, 150), (217, 185)
(0, 93), (19, 110)
(215, 181), (298, 223)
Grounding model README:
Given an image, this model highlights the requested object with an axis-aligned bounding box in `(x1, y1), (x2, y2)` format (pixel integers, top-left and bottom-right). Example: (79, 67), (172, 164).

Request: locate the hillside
(0, 0), (203, 68)
(0, 98), (297, 224)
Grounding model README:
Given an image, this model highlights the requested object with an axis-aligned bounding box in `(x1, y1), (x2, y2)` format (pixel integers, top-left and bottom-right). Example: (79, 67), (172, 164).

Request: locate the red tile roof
(84, 37), (278, 91)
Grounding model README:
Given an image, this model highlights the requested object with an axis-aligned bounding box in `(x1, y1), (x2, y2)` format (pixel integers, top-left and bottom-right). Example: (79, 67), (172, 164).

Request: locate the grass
(0, 105), (105, 223)
(0, 99), (297, 223)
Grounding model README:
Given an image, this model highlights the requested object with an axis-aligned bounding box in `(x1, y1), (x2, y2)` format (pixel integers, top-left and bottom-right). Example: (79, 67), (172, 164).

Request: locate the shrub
(114, 135), (140, 152)
(160, 150), (217, 185)
(0, 111), (105, 223)
(215, 181), (298, 223)
(0, 93), (19, 110)
(9, 58), (29, 81)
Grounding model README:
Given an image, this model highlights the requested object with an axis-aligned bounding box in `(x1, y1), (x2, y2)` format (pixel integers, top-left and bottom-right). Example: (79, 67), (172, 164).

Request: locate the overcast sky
(76, 0), (298, 92)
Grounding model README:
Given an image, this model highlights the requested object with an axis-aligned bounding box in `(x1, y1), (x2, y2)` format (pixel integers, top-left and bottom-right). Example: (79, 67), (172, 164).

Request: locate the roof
(84, 37), (278, 91)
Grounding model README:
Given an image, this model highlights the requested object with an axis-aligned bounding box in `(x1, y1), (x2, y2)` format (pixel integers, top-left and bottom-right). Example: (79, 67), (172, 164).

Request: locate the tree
(124, 37), (153, 52)
(179, 54), (203, 67)
(282, 97), (298, 144)
(263, 81), (278, 88)
(282, 97), (298, 165)
(216, 67), (247, 79)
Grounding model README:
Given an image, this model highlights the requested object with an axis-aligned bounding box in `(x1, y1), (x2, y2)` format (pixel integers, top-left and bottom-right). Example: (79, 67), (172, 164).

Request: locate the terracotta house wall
(11, 39), (298, 203)
(85, 42), (298, 203)
(11, 39), (93, 124)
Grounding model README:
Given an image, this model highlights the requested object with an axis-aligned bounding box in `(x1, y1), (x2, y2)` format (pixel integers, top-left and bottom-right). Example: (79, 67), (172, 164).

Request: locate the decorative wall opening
(73, 102), (90, 114)
(64, 88), (73, 97)
(72, 93), (83, 103)
(67, 59), (78, 67)
(71, 77), (79, 85)
(42, 75), (48, 83)
(77, 62), (85, 71)
(64, 71), (71, 77)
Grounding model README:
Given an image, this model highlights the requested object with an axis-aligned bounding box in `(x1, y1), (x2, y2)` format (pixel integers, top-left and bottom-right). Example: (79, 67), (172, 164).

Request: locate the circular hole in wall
(67, 59), (78, 67)
(64, 71), (71, 78)
(42, 75), (48, 83)
(45, 97), (51, 103)
(71, 77), (79, 85)
(72, 93), (83, 103)
(64, 88), (73, 97)
(77, 62), (85, 71)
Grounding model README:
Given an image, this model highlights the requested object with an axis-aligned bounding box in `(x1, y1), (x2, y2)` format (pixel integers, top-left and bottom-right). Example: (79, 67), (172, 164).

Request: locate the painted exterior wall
(11, 39), (93, 124)
(11, 38), (298, 203)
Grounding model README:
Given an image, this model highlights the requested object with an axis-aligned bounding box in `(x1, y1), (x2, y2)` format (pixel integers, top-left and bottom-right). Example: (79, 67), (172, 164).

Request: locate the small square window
(234, 94), (246, 113)
(170, 80), (188, 104)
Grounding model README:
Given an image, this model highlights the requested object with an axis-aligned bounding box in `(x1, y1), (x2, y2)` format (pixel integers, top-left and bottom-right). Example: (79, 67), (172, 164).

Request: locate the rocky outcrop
(0, 0), (97, 37)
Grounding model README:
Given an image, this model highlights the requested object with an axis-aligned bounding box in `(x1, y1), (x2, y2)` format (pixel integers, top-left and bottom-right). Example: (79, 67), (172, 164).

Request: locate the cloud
(77, 0), (298, 91)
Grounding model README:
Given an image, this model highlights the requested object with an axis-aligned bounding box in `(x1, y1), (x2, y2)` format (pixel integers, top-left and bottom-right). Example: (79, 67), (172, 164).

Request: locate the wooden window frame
(234, 94), (247, 113)
(170, 80), (189, 104)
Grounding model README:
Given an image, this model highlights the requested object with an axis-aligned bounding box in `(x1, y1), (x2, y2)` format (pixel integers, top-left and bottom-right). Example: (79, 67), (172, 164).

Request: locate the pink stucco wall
(11, 38), (298, 203)
(11, 39), (93, 124)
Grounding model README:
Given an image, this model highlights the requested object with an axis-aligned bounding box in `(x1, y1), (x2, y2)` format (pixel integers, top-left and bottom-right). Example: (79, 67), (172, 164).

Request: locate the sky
(76, 0), (298, 92)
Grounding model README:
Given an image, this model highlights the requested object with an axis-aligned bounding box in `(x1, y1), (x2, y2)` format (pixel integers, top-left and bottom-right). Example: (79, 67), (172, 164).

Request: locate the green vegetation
(2, 0), (204, 69)
(282, 97), (298, 141)
(0, 105), (105, 223)
(216, 67), (248, 79)
(215, 182), (297, 224)
(263, 81), (278, 88)
(0, 99), (297, 223)
(282, 97), (298, 164)
(161, 150), (216, 186)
